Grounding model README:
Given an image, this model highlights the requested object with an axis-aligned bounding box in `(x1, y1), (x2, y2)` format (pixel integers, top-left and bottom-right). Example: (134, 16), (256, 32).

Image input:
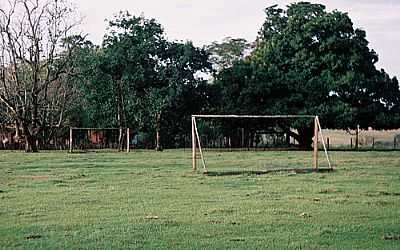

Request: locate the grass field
(0, 150), (400, 249)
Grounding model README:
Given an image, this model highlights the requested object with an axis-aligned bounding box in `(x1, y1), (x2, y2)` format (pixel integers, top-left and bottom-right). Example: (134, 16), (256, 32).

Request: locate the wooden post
(394, 137), (397, 150)
(192, 117), (197, 171)
(313, 116), (318, 170)
(155, 113), (162, 151)
(372, 137), (375, 150)
(69, 127), (73, 153)
(350, 138), (353, 149)
(126, 128), (130, 153)
(241, 128), (245, 148)
(193, 118), (207, 172)
(327, 137), (330, 150)
(355, 125), (359, 151)
(316, 117), (333, 170)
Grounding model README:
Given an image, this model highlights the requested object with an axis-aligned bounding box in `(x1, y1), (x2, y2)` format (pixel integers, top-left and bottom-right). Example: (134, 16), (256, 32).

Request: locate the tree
(153, 41), (212, 148)
(206, 37), (251, 72)
(72, 13), (212, 150)
(0, 0), (80, 152)
(216, 2), (400, 148)
(61, 36), (104, 128)
(97, 12), (170, 149)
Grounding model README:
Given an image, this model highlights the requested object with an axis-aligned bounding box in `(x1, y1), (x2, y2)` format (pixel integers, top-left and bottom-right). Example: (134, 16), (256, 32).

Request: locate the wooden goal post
(191, 115), (332, 173)
(69, 127), (131, 153)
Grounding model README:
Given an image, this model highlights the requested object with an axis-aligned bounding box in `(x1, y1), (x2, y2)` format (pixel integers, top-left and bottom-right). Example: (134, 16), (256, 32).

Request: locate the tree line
(1, 1), (399, 152)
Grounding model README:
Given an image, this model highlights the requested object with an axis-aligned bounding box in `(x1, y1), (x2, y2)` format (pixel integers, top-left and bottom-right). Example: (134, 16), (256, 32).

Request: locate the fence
(322, 129), (400, 150)
(1, 128), (400, 151)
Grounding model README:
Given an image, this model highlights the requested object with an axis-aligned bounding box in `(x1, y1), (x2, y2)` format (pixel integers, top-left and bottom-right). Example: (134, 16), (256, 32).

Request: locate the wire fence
(322, 129), (400, 150)
(1, 128), (399, 151)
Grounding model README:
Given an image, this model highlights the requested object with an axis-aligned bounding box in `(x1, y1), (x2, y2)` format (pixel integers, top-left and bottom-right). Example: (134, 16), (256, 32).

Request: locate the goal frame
(191, 115), (332, 173)
(69, 127), (131, 153)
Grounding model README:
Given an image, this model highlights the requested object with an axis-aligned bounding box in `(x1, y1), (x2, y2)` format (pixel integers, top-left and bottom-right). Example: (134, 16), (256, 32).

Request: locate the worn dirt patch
(209, 220), (223, 224)
(26, 234), (42, 240)
(383, 234), (400, 241)
(230, 238), (245, 242)
(319, 188), (338, 194)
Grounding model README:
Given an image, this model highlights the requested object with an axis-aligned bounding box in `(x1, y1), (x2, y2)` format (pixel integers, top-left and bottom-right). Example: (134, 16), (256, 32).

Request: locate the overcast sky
(74, 0), (400, 78)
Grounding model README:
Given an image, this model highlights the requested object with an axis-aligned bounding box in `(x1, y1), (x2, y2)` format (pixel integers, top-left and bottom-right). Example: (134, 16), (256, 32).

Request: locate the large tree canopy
(68, 13), (213, 149)
(215, 2), (400, 148)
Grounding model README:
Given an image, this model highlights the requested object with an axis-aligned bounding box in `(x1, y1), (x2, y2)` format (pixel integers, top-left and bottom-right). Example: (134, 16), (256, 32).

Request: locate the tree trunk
(297, 126), (314, 150)
(20, 120), (39, 153)
(14, 120), (20, 140)
(116, 79), (126, 151)
(25, 134), (38, 153)
(285, 132), (291, 146)
(355, 124), (359, 151)
(118, 128), (125, 151)
(155, 130), (162, 151)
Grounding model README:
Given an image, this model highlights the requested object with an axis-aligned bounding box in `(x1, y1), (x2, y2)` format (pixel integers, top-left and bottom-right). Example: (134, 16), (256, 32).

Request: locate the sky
(74, 0), (400, 78)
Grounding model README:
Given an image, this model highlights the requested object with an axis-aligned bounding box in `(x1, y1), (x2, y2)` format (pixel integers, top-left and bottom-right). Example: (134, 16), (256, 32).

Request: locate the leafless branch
(0, 0), (80, 151)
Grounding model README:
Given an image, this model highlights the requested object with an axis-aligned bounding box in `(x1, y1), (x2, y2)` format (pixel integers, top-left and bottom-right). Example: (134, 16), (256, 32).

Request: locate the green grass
(0, 150), (399, 249)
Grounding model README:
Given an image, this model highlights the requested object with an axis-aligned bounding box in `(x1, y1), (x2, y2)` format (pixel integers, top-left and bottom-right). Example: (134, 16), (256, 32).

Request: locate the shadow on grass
(204, 168), (334, 177)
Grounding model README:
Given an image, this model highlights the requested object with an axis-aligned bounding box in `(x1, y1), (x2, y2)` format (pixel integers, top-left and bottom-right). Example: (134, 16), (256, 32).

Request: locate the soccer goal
(69, 127), (131, 153)
(191, 115), (332, 174)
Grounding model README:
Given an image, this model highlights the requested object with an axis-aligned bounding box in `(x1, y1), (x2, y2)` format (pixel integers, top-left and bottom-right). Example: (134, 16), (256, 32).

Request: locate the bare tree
(0, 0), (80, 152)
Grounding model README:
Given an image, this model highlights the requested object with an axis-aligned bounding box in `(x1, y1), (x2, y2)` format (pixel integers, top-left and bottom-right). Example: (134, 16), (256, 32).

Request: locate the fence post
(372, 137), (375, 150)
(327, 137), (330, 150)
(126, 128), (130, 153)
(395, 137), (397, 150)
(69, 127), (73, 153)
(355, 125), (360, 151)
(350, 137), (353, 149)
(313, 117), (318, 171)
(192, 117), (197, 171)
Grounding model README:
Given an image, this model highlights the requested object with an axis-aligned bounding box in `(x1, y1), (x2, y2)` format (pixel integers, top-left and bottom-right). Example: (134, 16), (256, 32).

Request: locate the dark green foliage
(52, 4), (400, 150)
(63, 36), (114, 128)
(215, 2), (400, 148)
(67, 13), (213, 148)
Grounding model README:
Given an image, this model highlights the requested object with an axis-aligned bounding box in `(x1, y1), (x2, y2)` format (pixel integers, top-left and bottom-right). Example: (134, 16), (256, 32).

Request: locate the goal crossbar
(191, 114), (333, 173)
(192, 115), (316, 119)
